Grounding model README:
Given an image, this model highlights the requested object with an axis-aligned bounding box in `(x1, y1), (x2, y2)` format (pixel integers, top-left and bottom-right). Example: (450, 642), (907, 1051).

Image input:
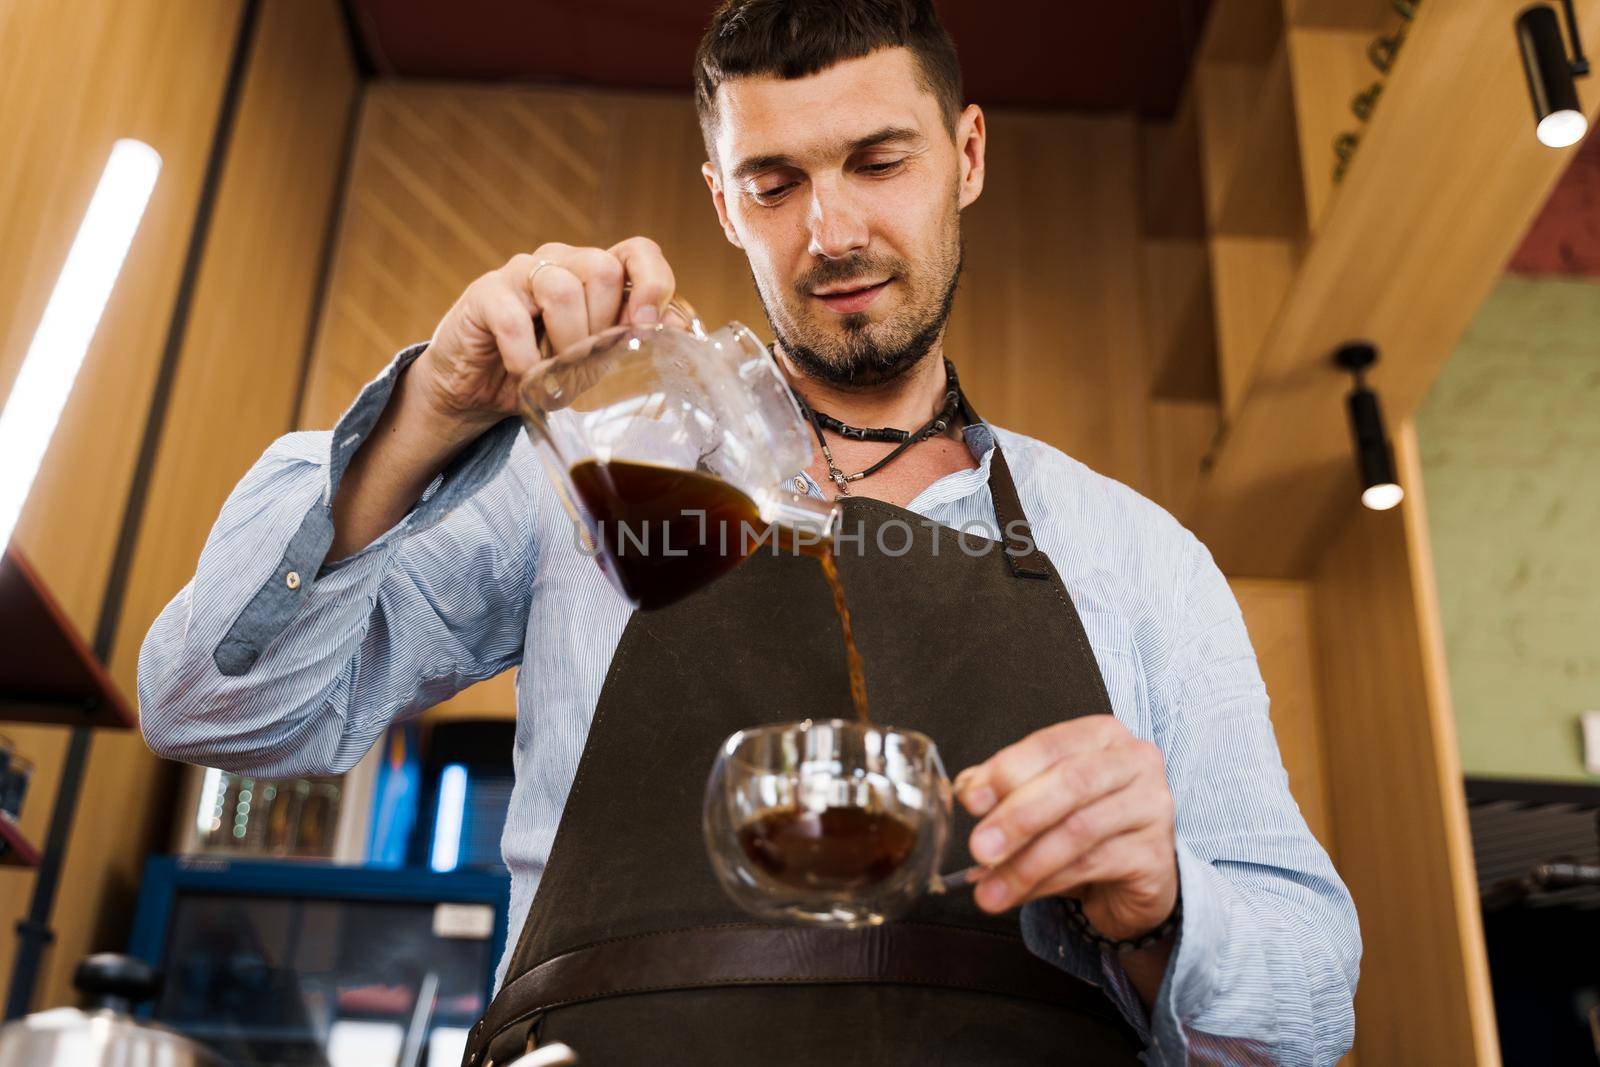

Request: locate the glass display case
(128, 857), (509, 1067)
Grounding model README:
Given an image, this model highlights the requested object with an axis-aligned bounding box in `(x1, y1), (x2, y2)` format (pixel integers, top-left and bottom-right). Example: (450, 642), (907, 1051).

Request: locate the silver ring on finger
(529, 259), (562, 289)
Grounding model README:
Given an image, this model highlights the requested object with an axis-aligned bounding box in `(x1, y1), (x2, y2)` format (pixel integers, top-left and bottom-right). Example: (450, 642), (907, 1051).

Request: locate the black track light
(1517, 2), (1590, 148)
(1334, 343), (1404, 512)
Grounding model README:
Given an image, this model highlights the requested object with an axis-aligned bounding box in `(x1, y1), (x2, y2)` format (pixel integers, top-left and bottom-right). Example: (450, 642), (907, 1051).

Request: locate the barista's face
(703, 47), (986, 388)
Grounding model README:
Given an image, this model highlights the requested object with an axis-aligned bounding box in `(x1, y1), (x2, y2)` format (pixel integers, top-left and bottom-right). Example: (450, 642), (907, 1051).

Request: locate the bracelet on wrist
(1061, 894), (1182, 956)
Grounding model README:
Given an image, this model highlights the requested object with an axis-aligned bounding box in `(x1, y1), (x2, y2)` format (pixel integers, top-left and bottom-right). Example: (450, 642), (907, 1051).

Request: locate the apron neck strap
(958, 389), (1052, 582)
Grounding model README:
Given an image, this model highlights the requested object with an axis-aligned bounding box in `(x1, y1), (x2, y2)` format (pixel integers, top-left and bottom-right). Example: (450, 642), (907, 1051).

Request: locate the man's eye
(753, 182), (797, 204)
(860, 160), (904, 175)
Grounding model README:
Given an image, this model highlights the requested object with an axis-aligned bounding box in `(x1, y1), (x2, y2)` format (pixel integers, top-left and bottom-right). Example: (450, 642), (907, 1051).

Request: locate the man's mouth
(812, 278), (891, 314)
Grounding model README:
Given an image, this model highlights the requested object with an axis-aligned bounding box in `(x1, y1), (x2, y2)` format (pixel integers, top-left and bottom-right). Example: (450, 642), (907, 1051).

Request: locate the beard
(754, 219), (965, 390)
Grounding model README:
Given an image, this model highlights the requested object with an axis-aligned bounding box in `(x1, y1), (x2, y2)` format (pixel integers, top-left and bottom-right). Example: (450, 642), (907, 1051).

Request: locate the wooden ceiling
(343, 0), (1213, 117)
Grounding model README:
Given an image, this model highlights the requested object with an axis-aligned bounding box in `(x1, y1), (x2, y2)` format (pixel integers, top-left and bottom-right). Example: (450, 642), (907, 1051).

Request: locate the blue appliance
(128, 856), (510, 1067)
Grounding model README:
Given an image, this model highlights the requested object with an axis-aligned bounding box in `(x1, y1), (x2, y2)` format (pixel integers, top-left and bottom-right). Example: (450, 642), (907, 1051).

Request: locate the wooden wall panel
(945, 111), (1148, 491)
(0, 0), (244, 1011)
(110, 0), (358, 688)
(304, 85), (611, 429)
(0, 0), (243, 634)
(1311, 423), (1497, 1065)
(0, 0), (356, 1010)
(1231, 578), (1334, 852)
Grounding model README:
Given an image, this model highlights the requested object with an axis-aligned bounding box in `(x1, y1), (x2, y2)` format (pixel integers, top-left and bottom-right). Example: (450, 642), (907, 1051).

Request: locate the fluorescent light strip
(430, 764), (469, 873)
(0, 138), (161, 555)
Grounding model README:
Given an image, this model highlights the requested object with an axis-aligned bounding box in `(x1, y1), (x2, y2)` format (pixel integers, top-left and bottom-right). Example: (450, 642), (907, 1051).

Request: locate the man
(139, 1), (1359, 1063)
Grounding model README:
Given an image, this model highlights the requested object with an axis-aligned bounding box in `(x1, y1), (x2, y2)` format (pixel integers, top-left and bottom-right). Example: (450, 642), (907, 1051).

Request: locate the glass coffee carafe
(517, 298), (838, 609)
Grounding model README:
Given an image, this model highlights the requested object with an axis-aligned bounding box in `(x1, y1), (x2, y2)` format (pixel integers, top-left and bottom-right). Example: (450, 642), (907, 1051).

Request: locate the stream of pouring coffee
(568, 458), (912, 889)
(814, 548), (869, 723)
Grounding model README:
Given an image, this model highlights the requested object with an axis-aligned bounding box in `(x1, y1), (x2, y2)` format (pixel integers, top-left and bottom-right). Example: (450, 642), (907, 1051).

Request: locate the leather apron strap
(469, 924), (1129, 1064)
(956, 390), (1048, 581)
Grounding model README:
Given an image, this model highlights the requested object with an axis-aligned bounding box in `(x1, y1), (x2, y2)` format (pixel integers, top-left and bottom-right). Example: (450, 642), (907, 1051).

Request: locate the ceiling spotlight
(1517, 2), (1590, 148)
(1334, 342), (1404, 512)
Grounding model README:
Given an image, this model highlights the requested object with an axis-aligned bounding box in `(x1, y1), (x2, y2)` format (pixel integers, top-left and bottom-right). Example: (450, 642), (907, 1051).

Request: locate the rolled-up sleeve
(138, 345), (533, 777)
(1022, 536), (1360, 1065)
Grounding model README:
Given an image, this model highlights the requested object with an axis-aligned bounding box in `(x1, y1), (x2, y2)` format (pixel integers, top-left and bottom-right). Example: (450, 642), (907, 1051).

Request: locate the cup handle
(929, 865), (982, 895)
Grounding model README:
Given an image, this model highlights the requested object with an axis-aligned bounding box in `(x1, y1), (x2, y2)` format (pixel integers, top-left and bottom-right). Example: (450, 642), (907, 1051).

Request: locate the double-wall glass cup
(703, 719), (955, 926)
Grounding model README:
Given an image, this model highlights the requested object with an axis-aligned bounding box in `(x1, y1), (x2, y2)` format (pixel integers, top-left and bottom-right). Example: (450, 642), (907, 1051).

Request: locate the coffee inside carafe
(568, 460), (761, 610)
(568, 459), (870, 723)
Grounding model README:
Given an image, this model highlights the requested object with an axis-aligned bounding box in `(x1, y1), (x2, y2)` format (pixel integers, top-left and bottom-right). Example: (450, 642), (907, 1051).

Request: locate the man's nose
(806, 180), (869, 260)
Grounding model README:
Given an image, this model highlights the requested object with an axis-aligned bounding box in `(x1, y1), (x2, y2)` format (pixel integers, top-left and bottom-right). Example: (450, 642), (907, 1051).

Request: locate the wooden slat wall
(0, 0), (356, 1009)
(300, 84), (685, 429)
(1310, 423), (1496, 1065)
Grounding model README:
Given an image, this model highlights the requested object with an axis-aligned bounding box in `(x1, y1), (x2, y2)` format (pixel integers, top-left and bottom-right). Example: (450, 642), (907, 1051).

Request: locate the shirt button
(285, 571), (301, 590)
(793, 475), (808, 492)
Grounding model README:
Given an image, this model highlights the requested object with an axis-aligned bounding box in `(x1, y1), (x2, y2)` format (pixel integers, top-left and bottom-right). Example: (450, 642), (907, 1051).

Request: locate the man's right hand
(328, 238), (675, 560)
(412, 237), (679, 429)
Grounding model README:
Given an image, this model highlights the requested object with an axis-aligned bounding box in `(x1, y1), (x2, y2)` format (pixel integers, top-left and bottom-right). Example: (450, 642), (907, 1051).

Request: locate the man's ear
(702, 161), (745, 249)
(955, 104), (986, 211)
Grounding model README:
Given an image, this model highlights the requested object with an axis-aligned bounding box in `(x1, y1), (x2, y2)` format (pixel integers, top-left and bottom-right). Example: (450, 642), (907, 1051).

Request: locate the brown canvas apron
(462, 432), (1145, 1066)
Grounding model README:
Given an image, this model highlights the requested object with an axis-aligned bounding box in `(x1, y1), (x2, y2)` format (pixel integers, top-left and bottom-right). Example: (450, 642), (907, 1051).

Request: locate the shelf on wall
(1284, 0), (1396, 32)
(0, 813), (41, 869)
(1199, 0), (1284, 66)
(1142, 238), (1220, 402)
(1285, 18), (1400, 236)
(1192, 28), (1311, 418)
(1137, 82), (1222, 408)
(1211, 41), (1308, 240)
(0, 548), (135, 730)
(1142, 90), (1208, 240)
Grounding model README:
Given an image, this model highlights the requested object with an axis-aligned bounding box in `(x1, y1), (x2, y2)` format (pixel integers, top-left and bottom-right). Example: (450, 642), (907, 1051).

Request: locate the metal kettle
(0, 953), (227, 1067)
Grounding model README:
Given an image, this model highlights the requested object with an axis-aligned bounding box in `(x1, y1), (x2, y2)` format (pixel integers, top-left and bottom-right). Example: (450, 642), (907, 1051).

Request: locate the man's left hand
(954, 716), (1178, 942)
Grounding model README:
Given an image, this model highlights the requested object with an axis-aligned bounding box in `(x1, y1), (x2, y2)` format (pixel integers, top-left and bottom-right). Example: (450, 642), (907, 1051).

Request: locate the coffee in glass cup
(703, 718), (956, 926)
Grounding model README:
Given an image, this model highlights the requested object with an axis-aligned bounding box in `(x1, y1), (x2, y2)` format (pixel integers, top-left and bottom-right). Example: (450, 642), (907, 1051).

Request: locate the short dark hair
(693, 0), (964, 164)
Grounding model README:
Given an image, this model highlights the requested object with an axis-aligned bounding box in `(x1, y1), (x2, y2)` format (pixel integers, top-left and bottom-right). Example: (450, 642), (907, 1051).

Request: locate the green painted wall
(1416, 275), (1600, 781)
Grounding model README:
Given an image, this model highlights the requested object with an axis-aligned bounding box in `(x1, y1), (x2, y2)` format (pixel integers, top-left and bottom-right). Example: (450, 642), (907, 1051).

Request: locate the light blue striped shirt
(138, 345), (1358, 1064)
